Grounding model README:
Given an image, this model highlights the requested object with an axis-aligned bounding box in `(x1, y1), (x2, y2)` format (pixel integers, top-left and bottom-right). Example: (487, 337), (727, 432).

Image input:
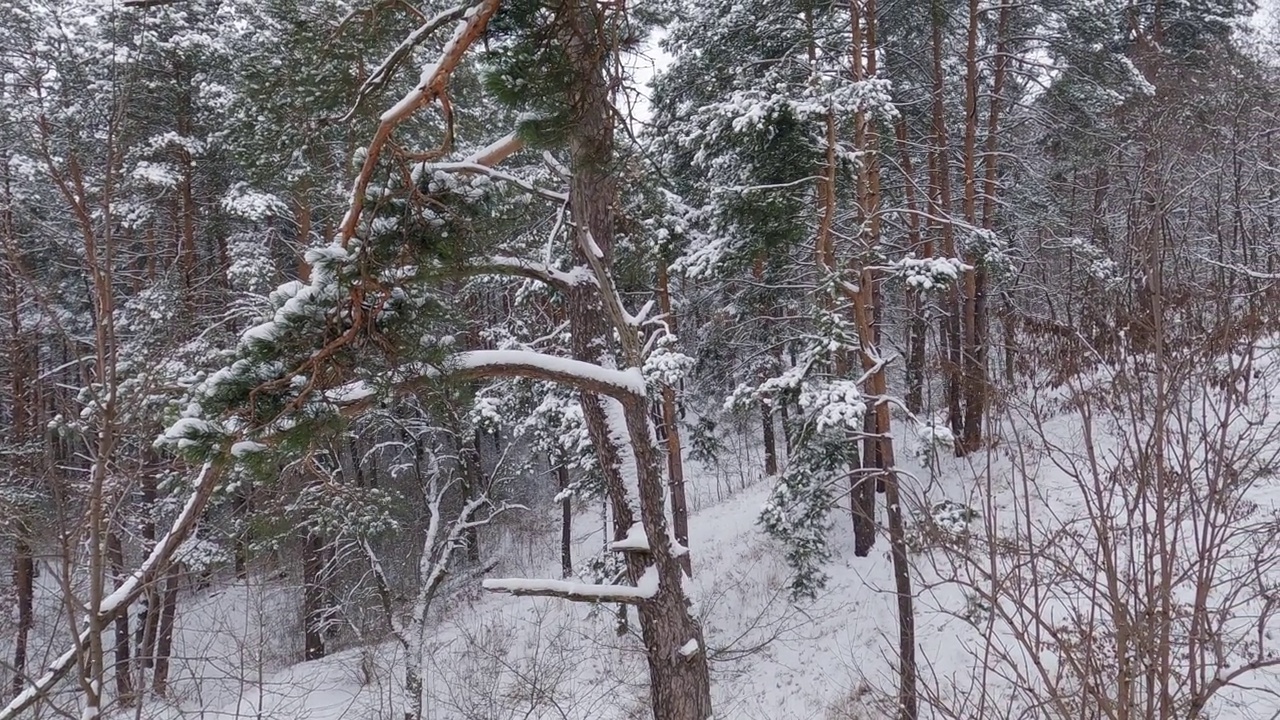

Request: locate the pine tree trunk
(958, 0), (987, 454)
(928, 0), (964, 445)
(10, 539), (34, 700)
(779, 400), (793, 456)
(963, 0), (1011, 450)
(556, 1), (713, 714)
(302, 530), (327, 661)
(761, 403), (778, 478)
(106, 531), (135, 704)
(883, 448), (918, 720)
(850, 0), (880, 556)
(138, 466), (159, 673)
(557, 464), (573, 578)
(856, 2), (916, 712)
(752, 254), (780, 481)
(233, 487), (249, 580)
(463, 433), (483, 564)
(6, 263), (34, 702)
(896, 118), (928, 414)
(151, 567), (180, 695)
(621, 398), (714, 719)
(657, 259), (692, 574)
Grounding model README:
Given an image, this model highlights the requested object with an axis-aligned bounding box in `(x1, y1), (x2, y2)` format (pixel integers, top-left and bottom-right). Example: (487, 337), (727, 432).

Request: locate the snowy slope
(21, 353), (1280, 720)
(115, 426), (980, 720)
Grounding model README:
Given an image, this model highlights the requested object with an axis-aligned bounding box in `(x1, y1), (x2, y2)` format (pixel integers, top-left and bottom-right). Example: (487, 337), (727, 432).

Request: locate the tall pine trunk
(557, 2), (713, 715)
(657, 259), (692, 574)
(6, 261), (35, 702)
(930, 0), (964, 445)
(557, 464), (573, 578)
(106, 531), (134, 704)
(10, 539), (33, 701)
(302, 529), (327, 661)
(151, 567), (180, 696)
(896, 118), (929, 414)
(855, 1), (917, 714)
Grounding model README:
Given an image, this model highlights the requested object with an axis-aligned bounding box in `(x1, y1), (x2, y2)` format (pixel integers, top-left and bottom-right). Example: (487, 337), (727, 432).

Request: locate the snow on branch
(609, 522), (650, 552)
(1200, 255), (1280, 280)
(337, 0), (500, 247)
(421, 161), (567, 203)
(447, 350), (648, 399)
(483, 566), (659, 604)
(468, 256), (596, 291)
(465, 132), (526, 167)
(0, 643), (82, 720)
(283, 350), (645, 427)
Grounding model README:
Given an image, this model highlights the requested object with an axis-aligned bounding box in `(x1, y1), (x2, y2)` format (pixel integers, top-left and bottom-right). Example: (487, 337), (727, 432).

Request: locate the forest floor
(12, 356), (1280, 719)
(102, 426), (990, 720)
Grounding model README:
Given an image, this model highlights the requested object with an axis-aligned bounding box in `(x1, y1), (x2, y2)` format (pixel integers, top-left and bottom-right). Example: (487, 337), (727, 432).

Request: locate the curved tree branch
(337, 0), (501, 248)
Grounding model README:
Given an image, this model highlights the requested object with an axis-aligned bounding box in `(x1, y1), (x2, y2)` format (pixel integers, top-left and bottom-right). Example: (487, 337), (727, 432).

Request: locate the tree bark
(855, 1), (916, 714)
(958, 0), (988, 454)
(106, 531), (135, 704)
(10, 539), (34, 701)
(557, 464), (573, 578)
(762, 403), (778, 478)
(5, 252), (34, 702)
(929, 0), (964, 445)
(463, 433), (483, 564)
(233, 487), (249, 580)
(151, 567), (180, 696)
(657, 259), (692, 574)
(556, 2), (713, 715)
(302, 529), (327, 661)
(897, 118), (929, 414)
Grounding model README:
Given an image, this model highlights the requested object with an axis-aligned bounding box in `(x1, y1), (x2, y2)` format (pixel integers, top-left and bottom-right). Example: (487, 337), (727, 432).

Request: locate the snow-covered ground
(11, 349), (1280, 719)
(86, 427), (975, 720)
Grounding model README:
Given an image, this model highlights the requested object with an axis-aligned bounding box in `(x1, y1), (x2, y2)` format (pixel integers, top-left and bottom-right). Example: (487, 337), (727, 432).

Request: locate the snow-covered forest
(4, 0), (1280, 717)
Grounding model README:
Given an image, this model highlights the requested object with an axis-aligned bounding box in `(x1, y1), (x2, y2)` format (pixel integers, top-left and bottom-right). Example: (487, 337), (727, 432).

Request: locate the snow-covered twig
(1200, 255), (1280, 281)
(469, 256), (596, 291)
(424, 160), (567, 202)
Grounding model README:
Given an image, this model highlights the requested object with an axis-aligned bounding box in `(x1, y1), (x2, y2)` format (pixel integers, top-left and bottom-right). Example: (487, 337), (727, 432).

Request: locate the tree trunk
(657, 259), (692, 574)
(621, 398), (714, 719)
(896, 118), (929, 414)
(962, 0), (1011, 451)
(233, 487), (249, 580)
(856, 0), (916, 712)
(928, 0), (964, 445)
(957, 0), (989, 454)
(463, 433), (483, 564)
(302, 530), (327, 661)
(557, 464), (573, 578)
(151, 566), (180, 696)
(762, 403), (778, 478)
(106, 531), (135, 704)
(137, 467), (159, 673)
(5, 257), (34, 702)
(556, 1), (713, 714)
(883, 446), (917, 720)
(404, 643), (423, 720)
(10, 539), (33, 700)
(752, 254), (780, 481)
